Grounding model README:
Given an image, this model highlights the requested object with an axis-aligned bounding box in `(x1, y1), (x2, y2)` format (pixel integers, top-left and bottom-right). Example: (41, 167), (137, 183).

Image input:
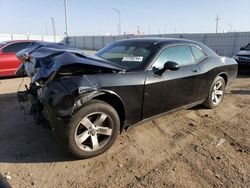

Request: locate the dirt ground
(0, 70), (249, 188)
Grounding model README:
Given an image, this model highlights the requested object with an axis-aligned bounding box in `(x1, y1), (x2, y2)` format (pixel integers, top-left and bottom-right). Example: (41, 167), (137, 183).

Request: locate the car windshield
(245, 43), (250, 50)
(96, 41), (155, 69)
(0, 41), (10, 48)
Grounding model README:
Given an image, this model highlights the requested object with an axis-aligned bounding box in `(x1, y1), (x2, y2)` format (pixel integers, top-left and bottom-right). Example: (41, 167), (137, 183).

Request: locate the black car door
(142, 45), (201, 119)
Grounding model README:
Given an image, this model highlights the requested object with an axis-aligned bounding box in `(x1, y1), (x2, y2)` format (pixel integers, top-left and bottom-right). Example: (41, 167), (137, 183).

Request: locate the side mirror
(164, 61), (180, 71)
(240, 47), (246, 50)
(154, 61), (179, 75)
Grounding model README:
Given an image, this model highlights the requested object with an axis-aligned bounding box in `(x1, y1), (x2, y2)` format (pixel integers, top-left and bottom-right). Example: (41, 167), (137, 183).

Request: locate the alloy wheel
(211, 80), (224, 105)
(74, 112), (113, 152)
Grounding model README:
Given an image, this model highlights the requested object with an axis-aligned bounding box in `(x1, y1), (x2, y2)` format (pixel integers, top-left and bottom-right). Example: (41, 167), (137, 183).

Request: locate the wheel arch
(73, 90), (126, 131)
(218, 72), (228, 86)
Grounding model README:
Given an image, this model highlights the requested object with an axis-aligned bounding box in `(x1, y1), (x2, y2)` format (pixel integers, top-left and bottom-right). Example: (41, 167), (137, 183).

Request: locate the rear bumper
(227, 64), (238, 86)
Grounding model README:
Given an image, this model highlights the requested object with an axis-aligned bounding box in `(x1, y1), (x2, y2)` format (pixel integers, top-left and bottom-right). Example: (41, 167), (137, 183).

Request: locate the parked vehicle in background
(16, 38), (238, 159)
(0, 40), (35, 77)
(233, 43), (250, 67)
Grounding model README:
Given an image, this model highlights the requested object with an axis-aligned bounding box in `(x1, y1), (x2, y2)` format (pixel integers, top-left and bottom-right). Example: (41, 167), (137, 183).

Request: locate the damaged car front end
(16, 42), (128, 152)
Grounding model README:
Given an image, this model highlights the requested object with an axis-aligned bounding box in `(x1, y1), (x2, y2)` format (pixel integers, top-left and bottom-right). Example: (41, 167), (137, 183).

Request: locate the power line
(44, 0), (63, 9)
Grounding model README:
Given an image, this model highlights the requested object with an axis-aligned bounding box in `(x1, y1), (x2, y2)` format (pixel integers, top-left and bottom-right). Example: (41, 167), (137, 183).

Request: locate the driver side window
(153, 45), (195, 69)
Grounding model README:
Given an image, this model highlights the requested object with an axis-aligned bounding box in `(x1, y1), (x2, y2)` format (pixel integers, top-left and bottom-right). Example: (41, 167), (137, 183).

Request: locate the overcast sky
(0, 0), (249, 36)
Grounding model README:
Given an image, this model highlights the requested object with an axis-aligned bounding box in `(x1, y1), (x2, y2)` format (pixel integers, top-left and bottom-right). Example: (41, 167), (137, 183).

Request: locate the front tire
(202, 76), (226, 109)
(66, 100), (120, 159)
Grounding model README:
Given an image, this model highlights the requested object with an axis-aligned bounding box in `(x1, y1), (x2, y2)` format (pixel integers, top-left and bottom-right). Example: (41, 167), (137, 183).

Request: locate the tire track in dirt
(116, 93), (250, 188)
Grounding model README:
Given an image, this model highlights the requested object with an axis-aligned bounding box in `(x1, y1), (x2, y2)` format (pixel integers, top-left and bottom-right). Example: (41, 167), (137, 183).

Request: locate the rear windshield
(96, 41), (155, 69)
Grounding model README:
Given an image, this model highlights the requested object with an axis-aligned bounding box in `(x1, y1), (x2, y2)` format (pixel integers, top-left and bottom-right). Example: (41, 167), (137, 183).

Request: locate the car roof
(0, 40), (37, 45)
(0, 40), (39, 49)
(5, 40), (37, 44)
(117, 37), (198, 45)
(116, 37), (217, 57)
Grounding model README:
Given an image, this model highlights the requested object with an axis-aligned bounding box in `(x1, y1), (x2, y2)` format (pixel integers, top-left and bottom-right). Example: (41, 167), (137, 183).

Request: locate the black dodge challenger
(16, 38), (238, 158)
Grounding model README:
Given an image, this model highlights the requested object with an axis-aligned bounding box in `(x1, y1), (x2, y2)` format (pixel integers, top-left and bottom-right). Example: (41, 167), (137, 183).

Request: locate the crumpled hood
(16, 42), (125, 83)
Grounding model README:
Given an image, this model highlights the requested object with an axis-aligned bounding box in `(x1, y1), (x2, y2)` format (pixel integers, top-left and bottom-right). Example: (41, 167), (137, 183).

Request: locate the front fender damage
(73, 89), (105, 113)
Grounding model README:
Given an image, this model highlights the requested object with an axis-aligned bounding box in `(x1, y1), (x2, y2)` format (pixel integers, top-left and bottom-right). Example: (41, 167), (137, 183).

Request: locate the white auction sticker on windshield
(122, 56), (143, 62)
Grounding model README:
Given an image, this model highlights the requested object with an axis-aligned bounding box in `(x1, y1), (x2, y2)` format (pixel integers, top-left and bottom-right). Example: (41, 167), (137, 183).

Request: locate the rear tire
(66, 100), (120, 159)
(202, 76), (225, 109)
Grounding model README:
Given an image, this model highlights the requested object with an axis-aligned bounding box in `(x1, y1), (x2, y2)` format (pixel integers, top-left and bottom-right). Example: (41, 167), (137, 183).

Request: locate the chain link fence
(65, 32), (250, 57)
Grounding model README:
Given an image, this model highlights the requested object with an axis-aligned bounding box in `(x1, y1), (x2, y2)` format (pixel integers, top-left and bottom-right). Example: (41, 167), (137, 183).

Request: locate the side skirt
(124, 100), (205, 131)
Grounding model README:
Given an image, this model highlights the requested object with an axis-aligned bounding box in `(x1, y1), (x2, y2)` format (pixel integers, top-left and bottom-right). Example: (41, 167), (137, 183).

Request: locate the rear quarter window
(190, 46), (207, 62)
(153, 45), (195, 68)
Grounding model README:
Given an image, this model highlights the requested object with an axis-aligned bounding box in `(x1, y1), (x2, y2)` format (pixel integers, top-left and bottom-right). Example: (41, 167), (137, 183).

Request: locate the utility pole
(64, 0), (69, 36)
(164, 23), (169, 34)
(226, 23), (232, 32)
(112, 8), (121, 35)
(51, 17), (56, 42)
(45, 23), (48, 35)
(215, 15), (220, 33)
(137, 25), (140, 35)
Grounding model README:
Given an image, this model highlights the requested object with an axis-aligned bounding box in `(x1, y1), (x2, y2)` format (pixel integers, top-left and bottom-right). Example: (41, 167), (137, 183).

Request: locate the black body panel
(143, 64), (200, 119)
(17, 38), (238, 131)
